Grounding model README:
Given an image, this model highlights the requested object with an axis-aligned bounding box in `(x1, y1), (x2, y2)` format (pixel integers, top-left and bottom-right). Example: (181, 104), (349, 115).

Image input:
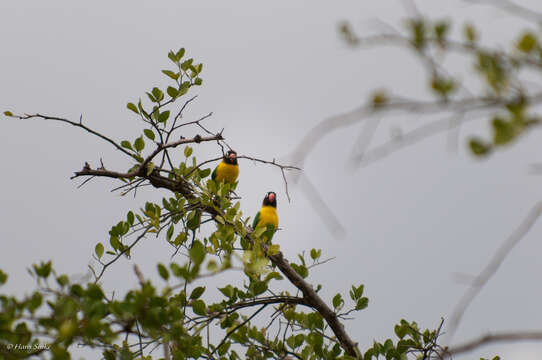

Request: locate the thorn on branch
(194, 134), (202, 143)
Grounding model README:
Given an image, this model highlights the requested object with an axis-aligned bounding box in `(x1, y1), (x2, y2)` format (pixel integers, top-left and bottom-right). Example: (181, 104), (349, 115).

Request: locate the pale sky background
(2, 1), (542, 359)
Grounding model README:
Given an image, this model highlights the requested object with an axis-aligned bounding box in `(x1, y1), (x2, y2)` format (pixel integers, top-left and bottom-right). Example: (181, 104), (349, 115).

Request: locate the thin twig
(210, 304), (268, 356)
(15, 113), (136, 159)
(94, 227), (151, 282)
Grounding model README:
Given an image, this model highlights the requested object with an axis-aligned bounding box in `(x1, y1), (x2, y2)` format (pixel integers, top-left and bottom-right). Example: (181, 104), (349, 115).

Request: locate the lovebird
(211, 150), (239, 184)
(252, 191), (278, 241)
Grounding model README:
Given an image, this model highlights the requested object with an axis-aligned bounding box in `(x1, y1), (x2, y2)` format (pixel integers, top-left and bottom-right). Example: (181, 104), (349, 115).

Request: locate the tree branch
(19, 110), (357, 357)
(268, 251), (360, 357)
(443, 330), (542, 357)
(446, 200), (542, 343)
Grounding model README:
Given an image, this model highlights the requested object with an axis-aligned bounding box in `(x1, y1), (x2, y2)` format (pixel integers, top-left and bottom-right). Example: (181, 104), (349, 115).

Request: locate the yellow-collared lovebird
(252, 191), (278, 241)
(211, 150), (239, 184)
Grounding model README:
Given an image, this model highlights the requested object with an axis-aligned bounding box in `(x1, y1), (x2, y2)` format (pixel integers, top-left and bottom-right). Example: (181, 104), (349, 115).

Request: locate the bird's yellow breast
(215, 161), (239, 184)
(257, 206), (278, 229)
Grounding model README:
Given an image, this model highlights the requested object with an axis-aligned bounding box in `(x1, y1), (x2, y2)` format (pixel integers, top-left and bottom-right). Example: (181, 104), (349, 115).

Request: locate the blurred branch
(464, 0), (542, 23)
(443, 330), (542, 357)
(446, 200), (542, 343)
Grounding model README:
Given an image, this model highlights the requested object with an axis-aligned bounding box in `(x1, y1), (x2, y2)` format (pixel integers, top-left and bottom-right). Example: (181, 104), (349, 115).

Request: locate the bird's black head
(223, 150), (238, 165)
(263, 191), (277, 208)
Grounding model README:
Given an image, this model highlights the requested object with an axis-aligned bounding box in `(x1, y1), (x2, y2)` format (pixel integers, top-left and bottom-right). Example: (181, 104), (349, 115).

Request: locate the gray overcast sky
(2, 1), (542, 359)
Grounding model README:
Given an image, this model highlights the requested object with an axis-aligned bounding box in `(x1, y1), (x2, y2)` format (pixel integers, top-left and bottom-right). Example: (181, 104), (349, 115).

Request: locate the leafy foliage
(0, 49), (371, 359)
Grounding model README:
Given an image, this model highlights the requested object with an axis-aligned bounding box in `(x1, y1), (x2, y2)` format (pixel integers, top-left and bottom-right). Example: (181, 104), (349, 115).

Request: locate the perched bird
(211, 150), (239, 184)
(252, 191), (278, 241)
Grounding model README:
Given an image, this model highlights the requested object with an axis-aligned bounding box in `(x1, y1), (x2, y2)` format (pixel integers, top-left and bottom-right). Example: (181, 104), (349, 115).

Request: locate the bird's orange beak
(229, 153), (236, 160)
(268, 193), (275, 202)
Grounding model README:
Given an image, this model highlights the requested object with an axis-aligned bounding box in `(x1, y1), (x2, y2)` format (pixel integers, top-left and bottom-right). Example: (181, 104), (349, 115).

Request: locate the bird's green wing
(211, 166), (217, 181)
(252, 211), (260, 229)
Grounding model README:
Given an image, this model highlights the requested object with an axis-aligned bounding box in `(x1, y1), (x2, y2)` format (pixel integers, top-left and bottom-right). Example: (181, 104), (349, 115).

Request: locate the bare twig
(15, 113), (136, 159)
(94, 227), (151, 282)
(238, 155), (301, 202)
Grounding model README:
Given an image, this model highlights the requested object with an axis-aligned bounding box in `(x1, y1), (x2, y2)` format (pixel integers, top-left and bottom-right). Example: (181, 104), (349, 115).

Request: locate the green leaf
(199, 168), (211, 178)
(3, 111), (13, 117)
(286, 335), (297, 349)
(167, 86), (179, 98)
(190, 286), (206, 299)
(397, 339), (416, 352)
(33, 261), (52, 278)
(176, 48), (186, 59)
(290, 263), (308, 278)
(121, 140), (133, 150)
(110, 236), (120, 251)
(166, 225), (174, 241)
(268, 244), (280, 255)
(434, 20), (450, 43)
(355, 297), (369, 310)
(174, 232), (187, 246)
(354, 284), (364, 298)
(179, 81), (191, 95)
(86, 283), (104, 300)
(104, 350), (116, 360)
(264, 271), (282, 282)
(310, 248), (321, 260)
(464, 23), (477, 43)
(194, 78), (203, 86)
(134, 136), (145, 152)
(492, 117), (516, 145)
(252, 226), (266, 238)
(127, 211), (135, 225)
(192, 299), (206, 315)
(127, 102), (139, 114)
(151, 87), (164, 102)
(251, 281), (267, 296)
(158, 263), (169, 280)
(184, 146), (193, 157)
(143, 129), (155, 140)
(332, 293), (343, 309)
(56, 274), (69, 287)
(168, 51), (178, 63)
(218, 285), (235, 299)
(469, 138), (490, 156)
(0, 269), (7, 285)
(294, 334), (304, 348)
(162, 70), (180, 80)
(189, 240), (205, 265)
(187, 210), (201, 230)
(181, 58), (193, 71)
(517, 32), (537, 53)
(95, 243), (104, 259)
(408, 19), (426, 49)
(158, 110), (170, 123)
(146, 162), (155, 176)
